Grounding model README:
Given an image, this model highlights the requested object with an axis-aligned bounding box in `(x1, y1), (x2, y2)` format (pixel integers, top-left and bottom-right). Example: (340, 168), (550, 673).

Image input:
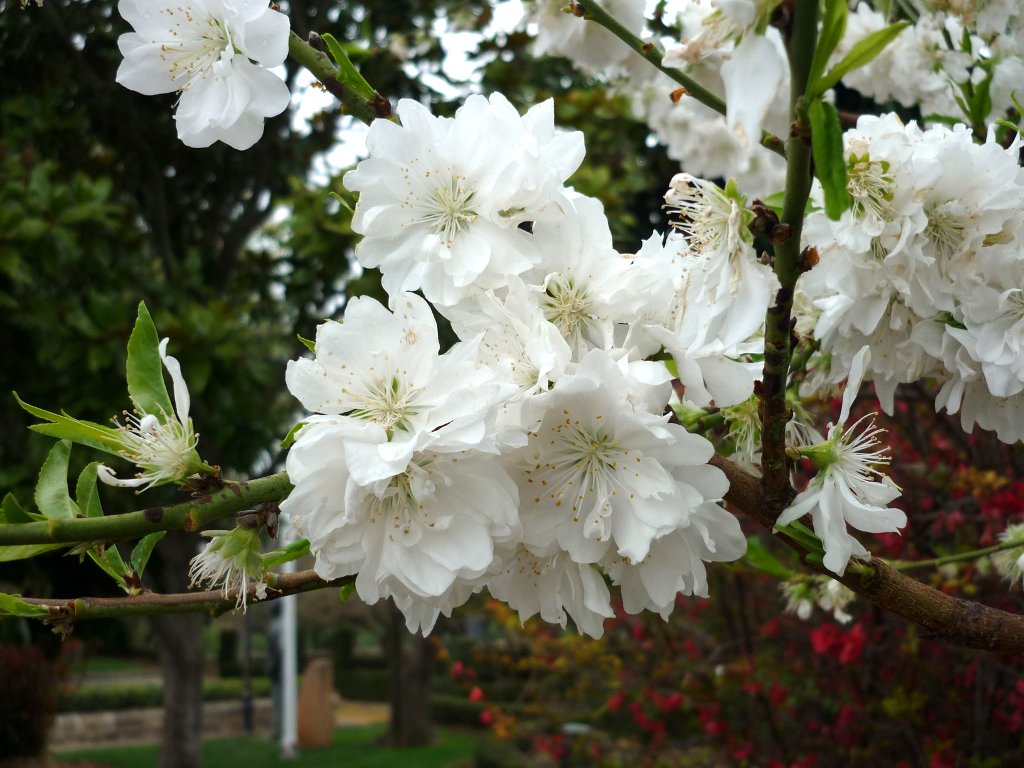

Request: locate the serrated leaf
(297, 334), (316, 353)
(126, 302), (173, 418)
(0, 593), (49, 618)
(1, 492), (34, 524)
(130, 531), (166, 578)
(262, 538), (310, 569)
(808, 0), (848, 93)
(280, 421), (307, 450)
(743, 536), (794, 579)
(811, 21), (909, 97)
(808, 99), (851, 220)
(15, 393), (122, 454)
(320, 33), (376, 100)
(75, 462), (104, 519)
(34, 441), (79, 520)
(87, 545), (131, 592)
(0, 487), (62, 560)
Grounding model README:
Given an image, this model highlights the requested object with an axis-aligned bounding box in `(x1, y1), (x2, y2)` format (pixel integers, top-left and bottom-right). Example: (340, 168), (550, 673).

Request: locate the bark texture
(151, 531), (206, 768)
(381, 604), (434, 747)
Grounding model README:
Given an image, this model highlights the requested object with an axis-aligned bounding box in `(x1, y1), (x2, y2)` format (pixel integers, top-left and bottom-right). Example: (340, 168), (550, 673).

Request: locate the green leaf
(87, 545), (131, 592)
(808, 99), (851, 220)
(0, 492), (34, 524)
(130, 531), (166, 578)
(34, 441), (79, 520)
(297, 334), (316, 353)
(743, 537), (794, 579)
(280, 421), (307, 450)
(338, 583), (357, 602)
(0, 593), (49, 618)
(75, 462), (104, 519)
(262, 538), (310, 569)
(0, 544), (65, 562)
(329, 191), (355, 215)
(320, 33), (376, 101)
(758, 191), (818, 218)
(15, 393), (122, 454)
(811, 21), (909, 97)
(775, 518), (825, 554)
(808, 0), (848, 94)
(126, 301), (173, 418)
(0, 494), (55, 559)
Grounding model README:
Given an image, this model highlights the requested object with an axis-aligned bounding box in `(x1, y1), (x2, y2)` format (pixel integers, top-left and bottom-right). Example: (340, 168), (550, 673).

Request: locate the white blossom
(115, 0), (291, 149)
(780, 348), (907, 575)
(344, 94), (584, 306)
(606, 500), (746, 619)
(487, 546), (614, 639)
(285, 293), (513, 485)
(280, 419), (520, 631)
(992, 523), (1024, 588)
(514, 349), (730, 566)
(524, 194), (650, 358)
(98, 339), (202, 490)
(188, 527), (267, 611)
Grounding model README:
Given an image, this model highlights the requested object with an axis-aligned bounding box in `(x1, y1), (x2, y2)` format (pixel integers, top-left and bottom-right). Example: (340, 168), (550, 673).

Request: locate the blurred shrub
(60, 677), (272, 713)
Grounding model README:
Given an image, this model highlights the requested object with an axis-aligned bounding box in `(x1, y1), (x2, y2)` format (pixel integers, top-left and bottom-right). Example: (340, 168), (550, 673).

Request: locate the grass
(76, 657), (159, 675)
(55, 725), (481, 768)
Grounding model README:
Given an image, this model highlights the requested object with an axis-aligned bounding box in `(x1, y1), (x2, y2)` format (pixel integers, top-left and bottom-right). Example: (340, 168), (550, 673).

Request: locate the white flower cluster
(280, 95), (756, 636)
(799, 114), (1024, 443)
(522, 0), (1024, 204)
(630, 0), (791, 198)
(781, 576), (856, 624)
(835, 1), (1024, 126)
(521, 1), (788, 197)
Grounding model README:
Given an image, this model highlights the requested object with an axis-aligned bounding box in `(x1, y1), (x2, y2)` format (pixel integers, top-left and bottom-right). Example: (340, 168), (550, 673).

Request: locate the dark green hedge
(60, 677), (273, 713)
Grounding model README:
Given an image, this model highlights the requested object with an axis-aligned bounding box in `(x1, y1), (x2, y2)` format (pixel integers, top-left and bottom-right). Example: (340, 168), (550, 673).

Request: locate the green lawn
(56, 725), (481, 768)
(77, 656), (160, 675)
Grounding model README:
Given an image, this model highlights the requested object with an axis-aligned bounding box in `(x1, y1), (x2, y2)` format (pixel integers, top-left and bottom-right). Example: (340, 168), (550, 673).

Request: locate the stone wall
(50, 699), (274, 751)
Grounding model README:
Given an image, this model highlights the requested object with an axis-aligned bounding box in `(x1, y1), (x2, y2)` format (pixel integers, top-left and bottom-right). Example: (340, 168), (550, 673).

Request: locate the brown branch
(19, 569), (352, 622)
(711, 454), (1024, 657)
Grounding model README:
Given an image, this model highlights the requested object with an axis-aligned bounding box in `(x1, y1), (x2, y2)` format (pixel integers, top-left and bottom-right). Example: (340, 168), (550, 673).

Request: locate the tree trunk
(151, 531), (206, 768)
(381, 605), (434, 747)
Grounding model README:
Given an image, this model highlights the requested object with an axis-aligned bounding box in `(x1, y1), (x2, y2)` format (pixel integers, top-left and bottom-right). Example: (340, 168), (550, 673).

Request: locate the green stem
(888, 540), (1024, 573)
(17, 570), (351, 621)
(287, 33), (381, 125)
(760, 0), (819, 510)
(573, 0), (785, 158)
(0, 473), (292, 546)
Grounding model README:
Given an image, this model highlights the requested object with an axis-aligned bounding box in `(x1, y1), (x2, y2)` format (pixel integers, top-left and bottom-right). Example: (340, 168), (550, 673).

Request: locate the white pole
(279, 518), (299, 758)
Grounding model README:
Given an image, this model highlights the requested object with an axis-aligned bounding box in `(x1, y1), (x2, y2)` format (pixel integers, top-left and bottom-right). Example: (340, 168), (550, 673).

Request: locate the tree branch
(759, 0), (818, 510)
(573, 0), (785, 158)
(711, 454), (1024, 657)
(0, 473), (292, 546)
(18, 569), (352, 621)
(287, 32), (385, 126)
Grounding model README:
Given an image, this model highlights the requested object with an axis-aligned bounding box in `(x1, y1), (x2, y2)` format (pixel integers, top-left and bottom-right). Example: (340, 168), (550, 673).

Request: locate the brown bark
(711, 454), (1024, 657)
(381, 604), (434, 747)
(151, 531), (206, 768)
